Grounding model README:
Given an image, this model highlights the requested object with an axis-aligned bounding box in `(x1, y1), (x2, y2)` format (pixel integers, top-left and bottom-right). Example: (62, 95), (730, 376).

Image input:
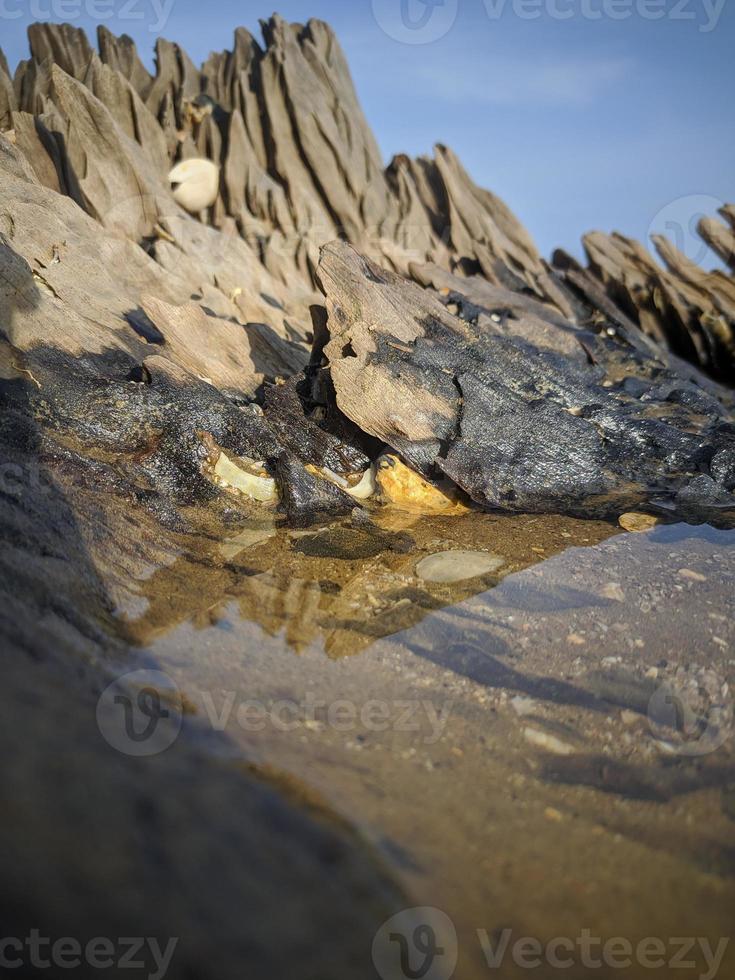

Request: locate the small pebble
(523, 728), (575, 756)
(618, 512), (660, 532)
(600, 582), (625, 602)
(415, 550), (505, 584)
(544, 807), (564, 822)
(511, 696), (536, 717)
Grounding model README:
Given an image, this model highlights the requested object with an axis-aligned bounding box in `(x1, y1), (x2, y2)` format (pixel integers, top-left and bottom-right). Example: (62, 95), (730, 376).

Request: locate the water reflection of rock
(127, 510), (618, 656)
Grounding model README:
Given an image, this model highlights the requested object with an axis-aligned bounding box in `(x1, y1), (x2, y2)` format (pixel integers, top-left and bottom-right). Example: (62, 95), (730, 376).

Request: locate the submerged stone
(618, 513), (661, 532)
(415, 550), (505, 584)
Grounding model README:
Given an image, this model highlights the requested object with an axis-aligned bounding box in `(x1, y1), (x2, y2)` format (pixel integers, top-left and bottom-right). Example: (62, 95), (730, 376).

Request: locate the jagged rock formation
(553, 229), (735, 381)
(0, 16), (734, 531)
(2, 17), (732, 381)
(0, 16), (735, 379)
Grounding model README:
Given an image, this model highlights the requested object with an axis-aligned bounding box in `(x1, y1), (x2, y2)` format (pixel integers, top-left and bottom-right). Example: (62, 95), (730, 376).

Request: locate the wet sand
(108, 514), (735, 979)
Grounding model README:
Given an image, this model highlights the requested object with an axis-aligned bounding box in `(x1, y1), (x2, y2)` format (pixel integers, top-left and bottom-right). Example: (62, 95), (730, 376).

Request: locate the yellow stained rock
(376, 454), (469, 514)
(618, 512), (661, 533)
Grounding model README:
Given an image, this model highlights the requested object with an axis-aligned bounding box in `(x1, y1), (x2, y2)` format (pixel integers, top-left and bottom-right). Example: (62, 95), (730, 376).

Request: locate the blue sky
(1, 0), (732, 264)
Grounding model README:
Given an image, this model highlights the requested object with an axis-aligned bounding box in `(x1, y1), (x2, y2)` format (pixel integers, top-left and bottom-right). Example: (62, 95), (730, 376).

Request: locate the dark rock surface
(318, 242), (735, 521)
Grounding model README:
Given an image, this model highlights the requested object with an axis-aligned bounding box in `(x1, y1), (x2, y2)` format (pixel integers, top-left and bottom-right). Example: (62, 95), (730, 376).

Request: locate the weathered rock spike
(720, 204), (735, 231)
(2, 13), (732, 379)
(698, 215), (735, 272)
(0, 48), (14, 130)
(97, 25), (153, 100)
(27, 22), (94, 80)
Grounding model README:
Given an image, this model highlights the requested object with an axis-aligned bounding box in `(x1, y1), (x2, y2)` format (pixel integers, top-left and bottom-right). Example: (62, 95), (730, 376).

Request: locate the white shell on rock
(313, 465), (377, 500)
(415, 550), (505, 584)
(213, 452), (278, 502)
(168, 158), (220, 213)
(328, 465), (376, 500)
(344, 466), (377, 500)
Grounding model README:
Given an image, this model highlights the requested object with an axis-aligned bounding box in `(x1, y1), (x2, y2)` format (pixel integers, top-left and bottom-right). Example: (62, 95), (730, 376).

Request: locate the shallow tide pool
(113, 515), (735, 979)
